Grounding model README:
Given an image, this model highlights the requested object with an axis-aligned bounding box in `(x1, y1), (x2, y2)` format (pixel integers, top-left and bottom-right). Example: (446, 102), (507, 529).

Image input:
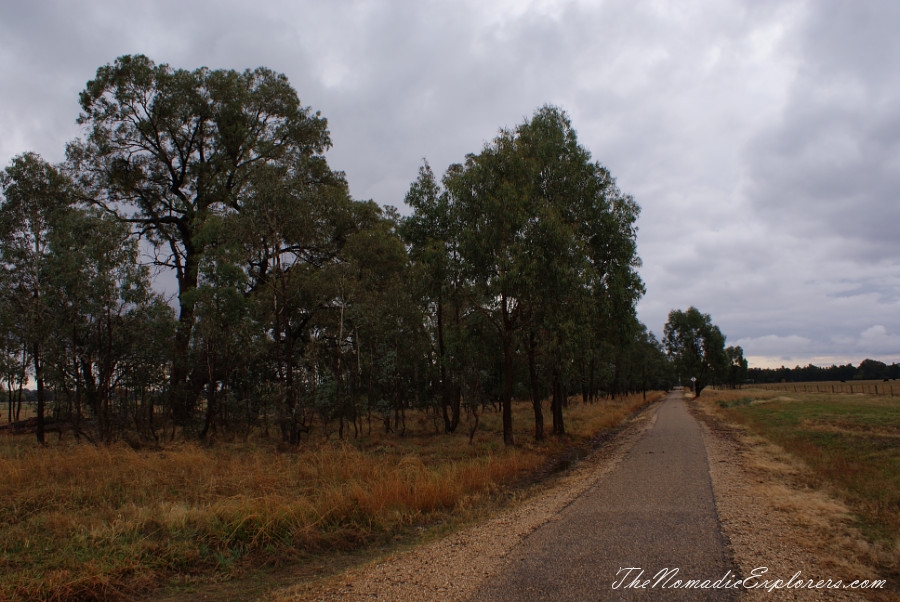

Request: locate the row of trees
(748, 359), (900, 384)
(4, 55), (740, 446)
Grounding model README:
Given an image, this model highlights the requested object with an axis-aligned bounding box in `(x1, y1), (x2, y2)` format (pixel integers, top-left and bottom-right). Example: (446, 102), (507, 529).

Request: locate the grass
(699, 387), (900, 578)
(752, 379), (900, 396)
(0, 393), (660, 601)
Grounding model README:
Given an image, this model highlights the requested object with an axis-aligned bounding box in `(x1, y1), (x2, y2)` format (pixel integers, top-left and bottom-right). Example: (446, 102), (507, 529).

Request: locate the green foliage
(403, 106), (646, 444)
(0, 153), (175, 442)
(724, 345), (748, 389)
(67, 54), (338, 427)
(2, 57), (661, 447)
(663, 306), (727, 396)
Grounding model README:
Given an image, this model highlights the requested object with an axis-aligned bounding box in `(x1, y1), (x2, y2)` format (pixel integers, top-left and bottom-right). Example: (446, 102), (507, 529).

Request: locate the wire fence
(747, 381), (897, 396)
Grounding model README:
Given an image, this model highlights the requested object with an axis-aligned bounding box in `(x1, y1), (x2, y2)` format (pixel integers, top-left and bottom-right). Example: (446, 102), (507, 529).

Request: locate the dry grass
(0, 393), (659, 601)
(753, 380), (900, 396)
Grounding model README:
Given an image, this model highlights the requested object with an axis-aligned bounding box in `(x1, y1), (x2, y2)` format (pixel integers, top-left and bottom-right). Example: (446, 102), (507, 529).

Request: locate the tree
(0, 153), (75, 443)
(443, 128), (532, 445)
(42, 206), (160, 442)
(1, 152), (168, 443)
(68, 54), (336, 425)
(856, 358), (889, 381)
(435, 105), (643, 444)
(400, 161), (464, 433)
(724, 345), (748, 389)
(663, 307), (726, 397)
(217, 158), (359, 444)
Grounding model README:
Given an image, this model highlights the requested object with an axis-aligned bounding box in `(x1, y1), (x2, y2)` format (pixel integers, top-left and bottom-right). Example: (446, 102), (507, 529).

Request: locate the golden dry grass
(0, 393), (659, 601)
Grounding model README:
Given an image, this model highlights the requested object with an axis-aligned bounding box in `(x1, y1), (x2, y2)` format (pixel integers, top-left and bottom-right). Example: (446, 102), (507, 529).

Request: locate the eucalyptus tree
(1, 152), (170, 442)
(189, 218), (255, 440)
(68, 54), (337, 424)
(41, 206), (160, 441)
(663, 307), (727, 396)
(400, 162), (464, 433)
(0, 153), (75, 443)
(724, 345), (748, 389)
(514, 107), (643, 435)
(336, 206), (422, 437)
(0, 301), (26, 423)
(438, 106), (644, 444)
(443, 126), (533, 445)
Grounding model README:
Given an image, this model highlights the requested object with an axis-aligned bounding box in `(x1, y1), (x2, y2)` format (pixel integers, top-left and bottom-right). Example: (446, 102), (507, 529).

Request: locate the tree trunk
(551, 367), (565, 436)
(33, 343), (45, 445)
(527, 332), (544, 441)
(501, 334), (514, 446)
(588, 356), (596, 403)
(170, 243), (200, 429)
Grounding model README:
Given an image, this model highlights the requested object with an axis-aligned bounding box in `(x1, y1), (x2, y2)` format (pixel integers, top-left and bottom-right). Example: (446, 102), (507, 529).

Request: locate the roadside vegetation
(698, 387), (900, 584)
(0, 54), (673, 453)
(0, 392), (661, 601)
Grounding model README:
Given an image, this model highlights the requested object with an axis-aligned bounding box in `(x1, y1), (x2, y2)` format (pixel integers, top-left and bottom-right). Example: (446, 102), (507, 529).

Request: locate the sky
(1, 0), (898, 369)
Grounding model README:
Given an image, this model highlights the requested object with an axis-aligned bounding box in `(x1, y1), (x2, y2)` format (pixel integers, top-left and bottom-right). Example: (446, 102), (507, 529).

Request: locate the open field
(0, 393), (661, 601)
(749, 379), (900, 396)
(697, 387), (900, 587)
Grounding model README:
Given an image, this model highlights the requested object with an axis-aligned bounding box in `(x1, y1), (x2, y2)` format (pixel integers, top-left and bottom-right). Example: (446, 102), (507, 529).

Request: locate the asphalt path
(469, 390), (737, 601)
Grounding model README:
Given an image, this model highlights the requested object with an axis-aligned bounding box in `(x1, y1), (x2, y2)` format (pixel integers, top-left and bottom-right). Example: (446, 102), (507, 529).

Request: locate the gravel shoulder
(269, 392), (893, 602)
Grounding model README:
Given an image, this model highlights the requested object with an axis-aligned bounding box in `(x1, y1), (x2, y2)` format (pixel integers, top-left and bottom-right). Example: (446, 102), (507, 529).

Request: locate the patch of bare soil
(693, 396), (895, 601)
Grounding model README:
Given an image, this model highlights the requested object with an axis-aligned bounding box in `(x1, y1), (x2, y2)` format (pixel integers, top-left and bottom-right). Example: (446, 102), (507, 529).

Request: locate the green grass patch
(711, 389), (900, 545)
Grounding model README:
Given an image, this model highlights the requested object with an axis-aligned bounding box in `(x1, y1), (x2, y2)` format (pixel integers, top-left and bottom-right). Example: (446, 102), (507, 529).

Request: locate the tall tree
(42, 206), (159, 441)
(216, 158), (359, 443)
(663, 307), (726, 397)
(438, 106), (644, 443)
(400, 161), (463, 433)
(68, 54), (335, 425)
(444, 127), (533, 445)
(724, 345), (748, 389)
(0, 153), (74, 443)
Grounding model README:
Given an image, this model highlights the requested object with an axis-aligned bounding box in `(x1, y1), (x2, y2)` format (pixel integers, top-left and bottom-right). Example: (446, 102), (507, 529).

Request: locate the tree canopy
(663, 306), (726, 397)
(1, 57), (671, 445)
(406, 106), (646, 444)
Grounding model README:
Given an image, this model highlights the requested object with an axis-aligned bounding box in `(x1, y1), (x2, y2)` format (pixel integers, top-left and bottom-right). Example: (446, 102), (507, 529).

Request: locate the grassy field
(751, 379), (900, 396)
(0, 393), (661, 601)
(701, 386), (900, 578)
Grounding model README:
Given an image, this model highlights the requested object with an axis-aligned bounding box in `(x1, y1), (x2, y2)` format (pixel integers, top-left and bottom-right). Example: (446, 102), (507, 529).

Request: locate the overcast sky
(2, 0), (898, 369)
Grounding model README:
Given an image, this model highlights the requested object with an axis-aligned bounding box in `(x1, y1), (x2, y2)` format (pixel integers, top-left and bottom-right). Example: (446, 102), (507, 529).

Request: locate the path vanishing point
(469, 390), (737, 601)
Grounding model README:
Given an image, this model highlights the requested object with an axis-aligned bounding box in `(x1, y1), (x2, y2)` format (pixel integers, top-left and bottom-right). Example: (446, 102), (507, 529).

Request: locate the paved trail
(469, 391), (736, 601)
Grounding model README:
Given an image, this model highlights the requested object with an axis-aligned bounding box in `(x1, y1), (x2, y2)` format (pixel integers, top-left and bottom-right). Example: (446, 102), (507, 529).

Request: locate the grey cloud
(2, 0), (899, 368)
(744, 0), (900, 263)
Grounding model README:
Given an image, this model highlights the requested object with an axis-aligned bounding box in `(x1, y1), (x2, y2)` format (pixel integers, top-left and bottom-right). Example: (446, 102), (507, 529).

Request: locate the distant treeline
(748, 359), (900, 383)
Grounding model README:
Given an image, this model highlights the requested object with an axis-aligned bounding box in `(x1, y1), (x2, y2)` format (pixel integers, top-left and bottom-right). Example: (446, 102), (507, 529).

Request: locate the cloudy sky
(1, 0), (898, 369)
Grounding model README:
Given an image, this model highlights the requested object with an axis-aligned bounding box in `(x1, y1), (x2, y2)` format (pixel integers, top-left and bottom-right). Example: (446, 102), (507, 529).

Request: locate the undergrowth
(0, 392), (661, 601)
